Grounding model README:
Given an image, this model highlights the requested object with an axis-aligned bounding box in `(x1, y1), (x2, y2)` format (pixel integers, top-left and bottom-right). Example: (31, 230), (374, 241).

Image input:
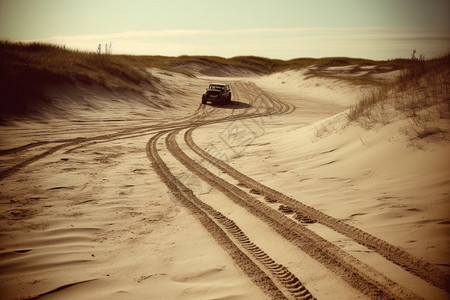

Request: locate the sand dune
(1, 54), (449, 299)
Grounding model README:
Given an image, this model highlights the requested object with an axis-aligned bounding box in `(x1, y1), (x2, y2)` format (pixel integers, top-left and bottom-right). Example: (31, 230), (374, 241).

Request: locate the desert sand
(0, 63), (449, 300)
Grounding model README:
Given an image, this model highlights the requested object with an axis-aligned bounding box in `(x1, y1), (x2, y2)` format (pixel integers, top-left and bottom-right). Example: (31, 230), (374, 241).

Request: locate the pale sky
(1, 0), (449, 60)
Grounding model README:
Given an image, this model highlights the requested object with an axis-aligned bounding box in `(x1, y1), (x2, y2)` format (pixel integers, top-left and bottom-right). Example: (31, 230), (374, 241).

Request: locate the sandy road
(0, 80), (448, 299)
(146, 84), (316, 300)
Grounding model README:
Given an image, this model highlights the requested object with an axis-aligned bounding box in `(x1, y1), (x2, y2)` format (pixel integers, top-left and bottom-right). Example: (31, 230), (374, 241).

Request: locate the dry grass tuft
(348, 89), (389, 122)
(0, 41), (160, 116)
(348, 53), (450, 142)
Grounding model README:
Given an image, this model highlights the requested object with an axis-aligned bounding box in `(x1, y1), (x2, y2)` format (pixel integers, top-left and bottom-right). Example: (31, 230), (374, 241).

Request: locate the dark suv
(202, 83), (231, 104)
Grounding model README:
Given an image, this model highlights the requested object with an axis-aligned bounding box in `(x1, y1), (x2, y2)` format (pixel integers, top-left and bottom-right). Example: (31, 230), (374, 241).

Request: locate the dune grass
(348, 53), (450, 142)
(348, 54), (450, 121)
(152, 55), (407, 76)
(0, 41), (161, 116)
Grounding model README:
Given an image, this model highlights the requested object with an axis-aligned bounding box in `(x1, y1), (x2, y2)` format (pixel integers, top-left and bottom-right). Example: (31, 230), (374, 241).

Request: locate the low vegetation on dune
(143, 54), (407, 78)
(0, 41), (158, 116)
(348, 53), (450, 143)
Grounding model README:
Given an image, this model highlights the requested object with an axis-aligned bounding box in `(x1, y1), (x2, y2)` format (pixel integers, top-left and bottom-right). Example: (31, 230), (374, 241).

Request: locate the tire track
(0, 103), (221, 180)
(144, 84), (317, 299)
(0, 100), (215, 159)
(0, 141), (52, 156)
(231, 81), (292, 115)
(215, 213), (314, 299)
(147, 131), (314, 300)
(0, 79), (277, 181)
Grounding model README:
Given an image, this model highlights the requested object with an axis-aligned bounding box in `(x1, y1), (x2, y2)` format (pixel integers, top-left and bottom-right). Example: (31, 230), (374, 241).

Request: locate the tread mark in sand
(147, 131), (315, 300)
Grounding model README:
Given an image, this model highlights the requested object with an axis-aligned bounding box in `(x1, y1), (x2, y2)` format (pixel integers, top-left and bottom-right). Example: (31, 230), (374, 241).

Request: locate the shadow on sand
(206, 100), (251, 110)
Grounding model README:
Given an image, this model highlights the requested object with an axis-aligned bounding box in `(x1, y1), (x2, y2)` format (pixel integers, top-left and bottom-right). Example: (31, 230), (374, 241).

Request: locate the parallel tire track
(147, 131), (314, 300)
(0, 103), (219, 180)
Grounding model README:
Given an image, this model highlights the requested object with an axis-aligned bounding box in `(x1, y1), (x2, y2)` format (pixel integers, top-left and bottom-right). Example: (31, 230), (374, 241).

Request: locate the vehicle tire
(227, 94), (231, 103)
(202, 95), (207, 104)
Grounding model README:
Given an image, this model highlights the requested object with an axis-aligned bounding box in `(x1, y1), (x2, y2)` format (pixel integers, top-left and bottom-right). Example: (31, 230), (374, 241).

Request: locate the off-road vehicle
(202, 83), (231, 104)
